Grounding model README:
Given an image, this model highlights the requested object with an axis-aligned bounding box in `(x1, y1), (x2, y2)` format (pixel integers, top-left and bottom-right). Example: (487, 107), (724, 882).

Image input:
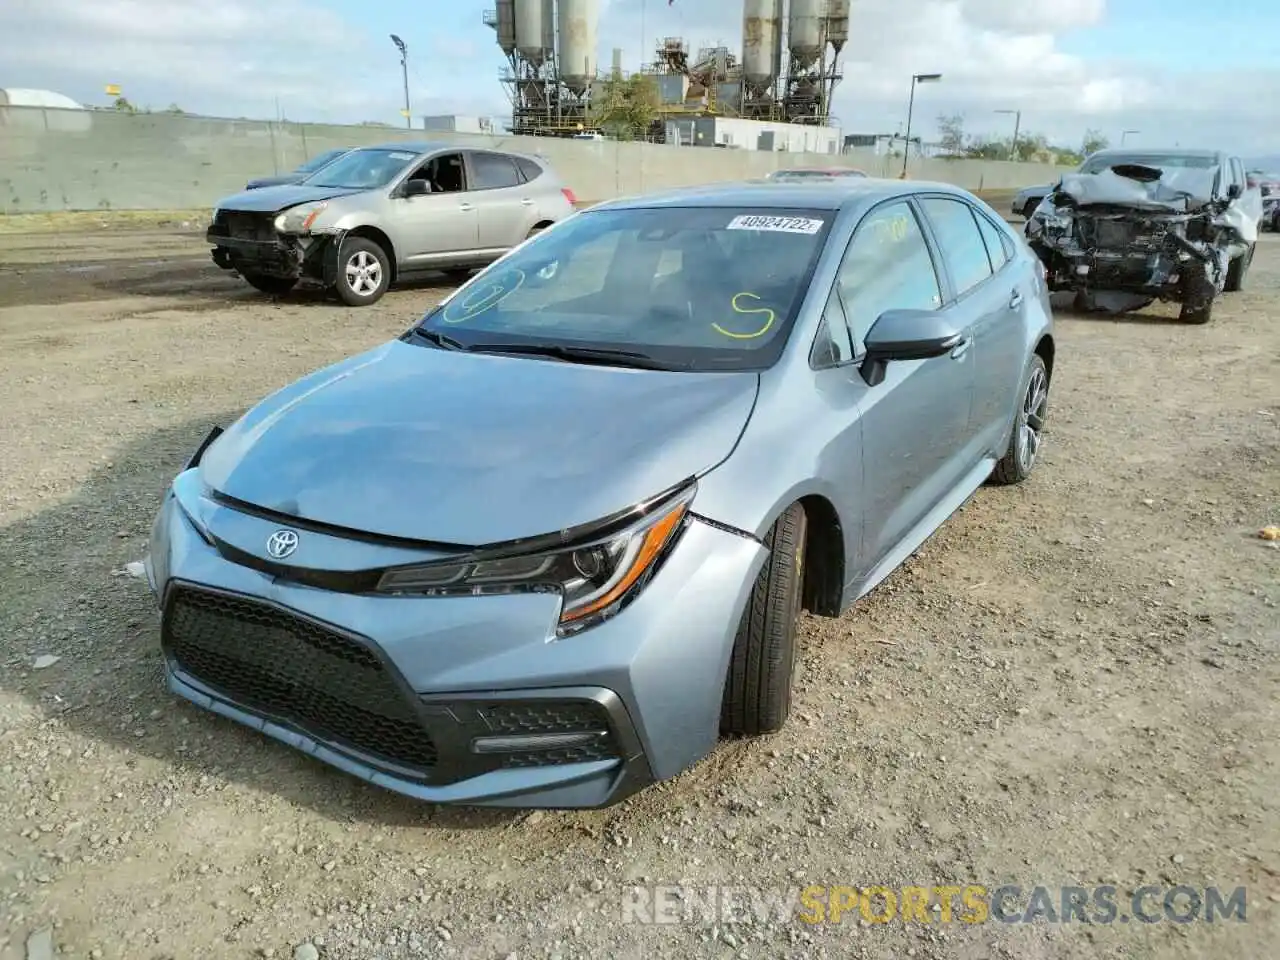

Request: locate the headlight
(376, 484), (695, 634)
(274, 201), (328, 234)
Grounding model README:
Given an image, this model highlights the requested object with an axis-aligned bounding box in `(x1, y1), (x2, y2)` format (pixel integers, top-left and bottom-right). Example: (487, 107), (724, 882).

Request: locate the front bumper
(206, 220), (339, 282)
(146, 478), (767, 808)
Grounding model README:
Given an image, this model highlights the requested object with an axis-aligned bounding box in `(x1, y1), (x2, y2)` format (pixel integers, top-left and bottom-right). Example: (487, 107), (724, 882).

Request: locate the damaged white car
(1025, 148), (1262, 324)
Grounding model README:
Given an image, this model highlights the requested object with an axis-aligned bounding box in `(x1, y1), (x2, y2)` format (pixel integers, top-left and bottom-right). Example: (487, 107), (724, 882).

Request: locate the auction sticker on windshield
(726, 215), (825, 234)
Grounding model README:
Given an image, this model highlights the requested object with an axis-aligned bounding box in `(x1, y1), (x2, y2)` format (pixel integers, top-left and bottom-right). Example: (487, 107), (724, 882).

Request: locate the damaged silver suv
(1025, 148), (1262, 323)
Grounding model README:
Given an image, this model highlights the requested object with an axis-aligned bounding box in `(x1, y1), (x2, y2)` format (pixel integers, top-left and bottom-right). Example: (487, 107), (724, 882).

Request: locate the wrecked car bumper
(206, 214), (341, 282)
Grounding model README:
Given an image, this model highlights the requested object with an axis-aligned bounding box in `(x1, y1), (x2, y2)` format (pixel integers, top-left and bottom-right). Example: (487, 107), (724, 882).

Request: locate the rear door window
(919, 197), (995, 299)
(469, 152), (523, 190)
(974, 211), (1011, 273)
(515, 157), (543, 183)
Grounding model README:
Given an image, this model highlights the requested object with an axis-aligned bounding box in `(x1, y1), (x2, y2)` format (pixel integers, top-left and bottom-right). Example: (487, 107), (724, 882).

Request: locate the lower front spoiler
(163, 662), (657, 809)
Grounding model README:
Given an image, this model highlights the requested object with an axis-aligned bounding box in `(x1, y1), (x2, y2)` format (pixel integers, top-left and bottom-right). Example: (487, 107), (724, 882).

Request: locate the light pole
(995, 108), (1021, 161)
(390, 34), (411, 129)
(1121, 129), (1139, 145)
(901, 73), (942, 178)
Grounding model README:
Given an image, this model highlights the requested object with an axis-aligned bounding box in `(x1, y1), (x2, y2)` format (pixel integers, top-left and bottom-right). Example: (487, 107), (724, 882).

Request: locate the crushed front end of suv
(1025, 149), (1260, 323)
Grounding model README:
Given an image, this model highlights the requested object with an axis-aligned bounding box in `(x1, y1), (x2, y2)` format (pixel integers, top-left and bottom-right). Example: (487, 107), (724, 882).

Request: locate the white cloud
(1, 0), (1277, 158)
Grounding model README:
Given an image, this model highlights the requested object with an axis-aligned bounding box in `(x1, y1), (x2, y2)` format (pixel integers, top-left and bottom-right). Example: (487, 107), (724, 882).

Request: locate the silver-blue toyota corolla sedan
(145, 179), (1055, 809)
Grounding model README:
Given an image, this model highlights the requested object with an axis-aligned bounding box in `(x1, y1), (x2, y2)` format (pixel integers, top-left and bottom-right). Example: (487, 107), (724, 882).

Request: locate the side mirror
(1226, 182), (1242, 200)
(860, 309), (963, 386)
(402, 179), (429, 198)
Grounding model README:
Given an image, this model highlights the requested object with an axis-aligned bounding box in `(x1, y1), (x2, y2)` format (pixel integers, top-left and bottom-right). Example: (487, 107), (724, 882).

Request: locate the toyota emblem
(266, 529), (299, 560)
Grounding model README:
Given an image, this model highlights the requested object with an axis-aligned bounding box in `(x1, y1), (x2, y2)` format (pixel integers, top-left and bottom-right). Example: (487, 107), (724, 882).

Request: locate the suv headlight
(376, 484), (695, 635)
(274, 201), (329, 234)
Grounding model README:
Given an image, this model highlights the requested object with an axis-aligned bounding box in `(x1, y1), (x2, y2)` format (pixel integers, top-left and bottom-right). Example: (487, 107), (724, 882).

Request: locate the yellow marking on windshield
(442, 269), (526, 324)
(712, 292), (777, 340)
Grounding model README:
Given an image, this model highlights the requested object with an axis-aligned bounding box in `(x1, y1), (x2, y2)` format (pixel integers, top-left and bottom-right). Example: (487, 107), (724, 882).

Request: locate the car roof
(358, 140), (548, 164)
(1088, 147), (1224, 161)
(591, 178), (977, 213)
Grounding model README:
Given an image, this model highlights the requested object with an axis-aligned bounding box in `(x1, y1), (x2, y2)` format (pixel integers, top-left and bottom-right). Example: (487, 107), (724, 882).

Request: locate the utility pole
(995, 108), (1020, 161)
(901, 72), (942, 178)
(391, 34), (411, 129)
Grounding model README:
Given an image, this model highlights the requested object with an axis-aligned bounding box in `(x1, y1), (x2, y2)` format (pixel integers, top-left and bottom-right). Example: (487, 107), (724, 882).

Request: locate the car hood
(1054, 166), (1217, 213)
(198, 340), (760, 546)
(215, 183), (365, 213)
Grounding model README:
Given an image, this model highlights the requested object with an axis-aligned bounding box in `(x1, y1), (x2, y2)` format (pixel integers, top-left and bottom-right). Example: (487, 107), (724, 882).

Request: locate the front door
(467, 151), (534, 253)
(392, 152), (478, 266)
(832, 199), (976, 575)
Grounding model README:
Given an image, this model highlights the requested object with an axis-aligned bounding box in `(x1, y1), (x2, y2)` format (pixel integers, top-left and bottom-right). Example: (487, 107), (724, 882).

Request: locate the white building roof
(0, 88), (84, 109)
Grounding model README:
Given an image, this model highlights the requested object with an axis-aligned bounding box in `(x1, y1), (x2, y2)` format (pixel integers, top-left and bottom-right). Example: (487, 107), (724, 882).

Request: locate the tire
(1223, 243), (1254, 293)
(720, 503), (808, 737)
(334, 237), (391, 307)
(1178, 262), (1215, 324)
(241, 272), (296, 297)
(990, 354), (1049, 486)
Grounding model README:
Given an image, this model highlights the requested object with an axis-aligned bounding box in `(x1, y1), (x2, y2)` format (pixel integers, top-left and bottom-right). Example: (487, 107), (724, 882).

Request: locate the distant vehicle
(1026, 148), (1262, 323)
(206, 142), (577, 306)
(151, 178), (1054, 808)
(571, 131), (606, 141)
(244, 148), (353, 190)
(1011, 182), (1054, 219)
(1263, 193), (1280, 232)
(766, 167), (867, 181)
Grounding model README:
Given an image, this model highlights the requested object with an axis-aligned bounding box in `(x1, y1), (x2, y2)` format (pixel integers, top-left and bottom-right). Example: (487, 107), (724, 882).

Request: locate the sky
(2, 0), (1278, 162)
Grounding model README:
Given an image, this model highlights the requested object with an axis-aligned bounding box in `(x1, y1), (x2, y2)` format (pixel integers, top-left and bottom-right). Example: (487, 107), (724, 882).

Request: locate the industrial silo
(558, 0), (600, 93)
(513, 0), (554, 65)
(825, 0), (851, 52)
(494, 0), (516, 55)
(742, 0), (783, 96)
(788, 0), (826, 67)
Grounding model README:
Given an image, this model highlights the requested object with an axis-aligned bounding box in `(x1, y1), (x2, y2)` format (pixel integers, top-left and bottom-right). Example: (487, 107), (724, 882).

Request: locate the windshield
(303, 148), (418, 189)
(415, 206), (834, 371)
(1079, 153), (1217, 175)
(770, 169), (865, 180)
(296, 149), (348, 174)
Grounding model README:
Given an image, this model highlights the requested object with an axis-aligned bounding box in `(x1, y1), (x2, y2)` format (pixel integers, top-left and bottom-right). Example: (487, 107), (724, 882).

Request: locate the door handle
(520, 198), (535, 206)
(1009, 288), (1024, 309)
(458, 203), (475, 212)
(950, 337), (971, 360)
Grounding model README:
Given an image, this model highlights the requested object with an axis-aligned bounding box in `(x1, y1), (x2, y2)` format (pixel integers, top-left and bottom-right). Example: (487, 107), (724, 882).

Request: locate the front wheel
(241, 272), (296, 297)
(990, 354), (1049, 486)
(720, 503), (807, 737)
(334, 237), (391, 307)
(1223, 243), (1254, 293)
(1178, 263), (1215, 324)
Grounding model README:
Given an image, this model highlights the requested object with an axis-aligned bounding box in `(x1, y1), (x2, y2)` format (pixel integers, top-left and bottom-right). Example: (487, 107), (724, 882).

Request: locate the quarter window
(920, 197), (994, 298)
(469, 152), (522, 190)
(974, 211), (1010, 272)
(516, 157), (543, 183)
(834, 200), (942, 349)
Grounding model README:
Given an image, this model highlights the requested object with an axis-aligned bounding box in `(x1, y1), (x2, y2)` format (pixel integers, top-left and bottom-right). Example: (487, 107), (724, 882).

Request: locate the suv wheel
(1224, 243), (1254, 293)
(720, 503), (807, 737)
(1179, 263), (1216, 324)
(241, 272), (297, 297)
(335, 237), (391, 307)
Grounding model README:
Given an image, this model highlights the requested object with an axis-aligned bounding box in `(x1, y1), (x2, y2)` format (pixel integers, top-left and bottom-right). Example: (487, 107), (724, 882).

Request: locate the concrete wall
(0, 106), (1076, 214)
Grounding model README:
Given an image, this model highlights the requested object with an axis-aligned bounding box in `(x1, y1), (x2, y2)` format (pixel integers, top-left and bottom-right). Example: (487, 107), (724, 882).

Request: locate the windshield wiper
(465, 342), (672, 370)
(412, 327), (468, 351)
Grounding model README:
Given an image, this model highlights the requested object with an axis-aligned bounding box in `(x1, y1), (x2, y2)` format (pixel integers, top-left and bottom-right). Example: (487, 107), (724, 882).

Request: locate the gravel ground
(0, 228), (1277, 960)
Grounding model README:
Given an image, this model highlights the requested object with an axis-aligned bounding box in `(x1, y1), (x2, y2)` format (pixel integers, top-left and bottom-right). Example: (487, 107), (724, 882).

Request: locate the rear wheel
(241, 272), (296, 297)
(334, 237), (391, 307)
(720, 503), (807, 737)
(991, 354), (1049, 486)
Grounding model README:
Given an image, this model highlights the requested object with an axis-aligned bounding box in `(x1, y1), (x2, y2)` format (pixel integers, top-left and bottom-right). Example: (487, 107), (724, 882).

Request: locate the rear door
(915, 195), (1011, 460)
(466, 150), (533, 253)
(833, 198), (975, 572)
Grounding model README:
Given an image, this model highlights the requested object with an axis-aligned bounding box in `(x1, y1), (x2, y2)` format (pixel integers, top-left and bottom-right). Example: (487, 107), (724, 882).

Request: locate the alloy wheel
(1017, 365), (1048, 473)
(345, 250), (383, 297)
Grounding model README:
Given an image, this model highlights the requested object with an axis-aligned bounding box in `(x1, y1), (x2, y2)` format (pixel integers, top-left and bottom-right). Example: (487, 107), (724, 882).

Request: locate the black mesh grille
(479, 701), (619, 768)
(163, 586), (438, 774)
(223, 211), (278, 242)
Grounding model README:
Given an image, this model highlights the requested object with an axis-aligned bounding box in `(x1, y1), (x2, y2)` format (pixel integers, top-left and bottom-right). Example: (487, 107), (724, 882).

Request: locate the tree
(112, 96), (137, 114)
(937, 113), (967, 156)
(1081, 128), (1109, 156)
(590, 74), (661, 140)
(166, 103), (185, 115)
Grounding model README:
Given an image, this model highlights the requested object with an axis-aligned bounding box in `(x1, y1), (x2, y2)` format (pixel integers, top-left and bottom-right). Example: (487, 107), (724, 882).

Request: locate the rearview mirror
(860, 309), (963, 386)
(402, 179), (429, 198)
